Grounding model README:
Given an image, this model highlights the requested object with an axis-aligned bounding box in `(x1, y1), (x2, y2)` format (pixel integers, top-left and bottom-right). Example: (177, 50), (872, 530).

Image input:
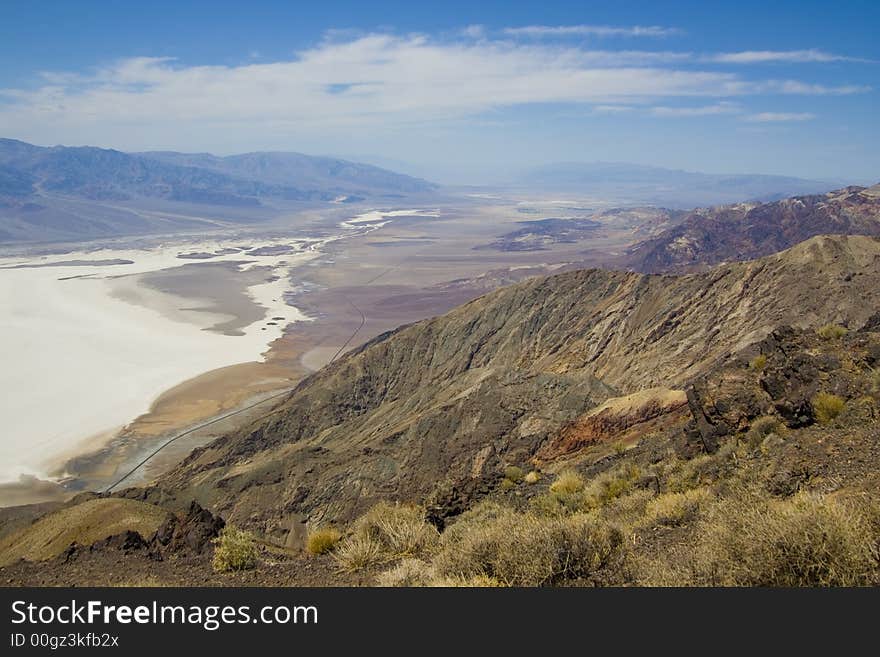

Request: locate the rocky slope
(625, 184), (880, 272)
(142, 234), (880, 548)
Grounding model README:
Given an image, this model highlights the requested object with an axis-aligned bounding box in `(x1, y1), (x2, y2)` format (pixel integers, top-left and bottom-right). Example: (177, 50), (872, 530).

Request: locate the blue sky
(1, 0), (877, 183)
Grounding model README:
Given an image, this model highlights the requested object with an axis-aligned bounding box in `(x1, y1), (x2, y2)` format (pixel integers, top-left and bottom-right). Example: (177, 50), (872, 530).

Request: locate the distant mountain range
(623, 184), (880, 272)
(512, 161), (841, 207)
(0, 139), (435, 243)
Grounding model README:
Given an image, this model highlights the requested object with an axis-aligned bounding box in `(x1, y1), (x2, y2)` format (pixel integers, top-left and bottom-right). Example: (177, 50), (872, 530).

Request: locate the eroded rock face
(536, 388), (687, 460)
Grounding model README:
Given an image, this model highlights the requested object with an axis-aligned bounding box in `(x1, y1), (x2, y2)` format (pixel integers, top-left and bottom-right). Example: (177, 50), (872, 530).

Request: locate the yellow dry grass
(0, 498), (170, 566)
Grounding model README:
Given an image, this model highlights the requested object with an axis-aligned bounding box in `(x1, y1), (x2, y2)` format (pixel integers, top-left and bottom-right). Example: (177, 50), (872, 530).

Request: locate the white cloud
(593, 105), (635, 113)
(650, 102), (741, 117)
(745, 112), (816, 122)
(503, 25), (680, 38)
(759, 80), (870, 94)
(0, 32), (865, 150)
(711, 49), (874, 64)
(461, 25), (486, 39)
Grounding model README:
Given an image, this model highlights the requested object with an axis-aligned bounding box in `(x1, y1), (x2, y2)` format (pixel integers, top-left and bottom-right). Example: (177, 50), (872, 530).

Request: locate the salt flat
(0, 235), (323, 484)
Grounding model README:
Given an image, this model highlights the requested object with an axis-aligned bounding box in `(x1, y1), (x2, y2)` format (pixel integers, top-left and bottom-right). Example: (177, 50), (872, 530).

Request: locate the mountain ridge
(0, 138), (436, 243)
(624, 183), (880, 272)
(146, 234), (880, 542)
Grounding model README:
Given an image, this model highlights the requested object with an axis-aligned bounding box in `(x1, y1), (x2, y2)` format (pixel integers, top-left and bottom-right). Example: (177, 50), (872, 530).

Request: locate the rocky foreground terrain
(2, 192), (880, 585)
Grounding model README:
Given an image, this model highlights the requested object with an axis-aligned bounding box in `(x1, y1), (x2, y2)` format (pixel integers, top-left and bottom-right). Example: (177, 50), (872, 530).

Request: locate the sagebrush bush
(644, 488), (709, 526)
(665, 445), (736, 493)
(306, 527), (342, 555)
(817, 324), (848, 340)
(504, 466), (525, 483)
(212, 526), (258, 573)
(433, 509), (626, 586)
(524, 471), (541, 484)
(431, 574), (505, 587)
(749, 354), (767, 371)
(335, 501), (439, 571)
(600, 489), (655, 528)
(691, 491), (880, 586)
(745, 415), (784, 449)
(812, 392), (845, 424)
(499, 478), (516, 491)
(549, 470), (585, 496)
(584, 464), (642, 507)
(334, 535), (383, 572)
(376, 558), (434, 587)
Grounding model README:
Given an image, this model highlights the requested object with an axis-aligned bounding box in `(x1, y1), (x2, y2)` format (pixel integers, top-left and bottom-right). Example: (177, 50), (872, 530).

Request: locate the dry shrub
(583, 464), (642, 507)
(549, 470), (585, 496)
(306, 527), (342, 555)
(665, 445), (736, 493)
(600, 489), (655, 529)
(334, 535), (383, 572)
(524, 471), (541, 484)
(644, 488), (710, 527)
(533, 465), (642, 517)
(336, 501), (439, 572)
(749, 354), (767, 371)
(812, 392), (845, 424)
(817, 324), (848, 340)
(212, 526), (258, 573)
(376, 558), (434, 587)
(431, 574), (505, 587)
(353, 501), (439, 559)
(433, 508), (625, 586)
(691, 491), (880, 586)
(745, 415), (785, 449)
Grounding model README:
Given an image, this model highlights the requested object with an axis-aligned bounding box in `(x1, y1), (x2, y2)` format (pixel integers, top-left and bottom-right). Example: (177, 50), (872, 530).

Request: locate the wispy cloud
(0, 32), (865, 149)
(650, 102), (741, 117)
(503, 25), (681, 38)
(461, 25), (485, 39)
(593, 105), (635, 114)
(745, 112), (816, 122)
(711, 49), (875, 64)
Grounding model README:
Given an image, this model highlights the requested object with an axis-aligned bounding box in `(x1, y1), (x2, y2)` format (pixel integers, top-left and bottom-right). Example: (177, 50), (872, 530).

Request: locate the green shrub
(691, 491), (880, 586)
(812, 392), (845, 424)
(504, 466), (525, 483)
(817, 324), (848, 340)
(499, 478), (516, 491)
(212, 526), (258, 573)
(749, 354), (767, 371)
(306, 527), (342, 555)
